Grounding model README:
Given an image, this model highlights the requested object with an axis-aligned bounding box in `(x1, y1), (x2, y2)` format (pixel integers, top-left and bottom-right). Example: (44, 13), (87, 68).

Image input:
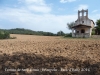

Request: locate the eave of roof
(91, 20), (95, 25)
(72, 24), (91, 28)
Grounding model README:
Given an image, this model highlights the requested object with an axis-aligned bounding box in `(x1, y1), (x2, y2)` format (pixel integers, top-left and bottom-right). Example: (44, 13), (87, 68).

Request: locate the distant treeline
(0, 28), (67, 36)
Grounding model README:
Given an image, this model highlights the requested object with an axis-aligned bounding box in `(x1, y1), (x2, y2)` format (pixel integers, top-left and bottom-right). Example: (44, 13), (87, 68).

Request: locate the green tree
(57, 31), (65, 36)
(0, 31), (10, 39)
(64, 33), (72, 37)
(92, 28), (95, 35)
(67, 22), (75, 30)
(95, 19), (100, 35)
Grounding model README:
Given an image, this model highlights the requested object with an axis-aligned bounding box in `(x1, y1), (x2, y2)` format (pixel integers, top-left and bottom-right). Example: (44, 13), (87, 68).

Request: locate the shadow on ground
(0, 52), (100, 75)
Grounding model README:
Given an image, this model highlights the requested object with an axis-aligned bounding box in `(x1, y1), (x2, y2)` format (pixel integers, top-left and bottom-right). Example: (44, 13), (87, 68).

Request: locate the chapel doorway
(81, 29), (85, 33)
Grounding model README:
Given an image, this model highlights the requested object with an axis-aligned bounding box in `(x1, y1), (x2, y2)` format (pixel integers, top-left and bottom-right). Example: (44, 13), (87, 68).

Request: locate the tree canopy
(57, 31), (65, 36)
(95, 19), (100, 35)
(67, 22), (75, 30)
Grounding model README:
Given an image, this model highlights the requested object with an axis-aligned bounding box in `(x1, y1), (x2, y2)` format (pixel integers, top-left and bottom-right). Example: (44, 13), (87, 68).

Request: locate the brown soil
(0, 34), (100, 75)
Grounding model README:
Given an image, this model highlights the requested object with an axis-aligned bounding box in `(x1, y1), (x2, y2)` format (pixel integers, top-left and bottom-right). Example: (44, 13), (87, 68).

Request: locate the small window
(82, 21), (84, 23)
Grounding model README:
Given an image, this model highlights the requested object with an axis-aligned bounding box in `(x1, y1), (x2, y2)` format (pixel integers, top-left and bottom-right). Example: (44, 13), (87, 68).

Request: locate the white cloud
(75, 4), (88, 10)
(25, 0), (45, 5)
(18, 0), (51, 13)
(87, 14), (100, 25)
(28, 5), (51, 13)
(60, 0), (76, 3)
(18, 0), (44, 4)
(92, 10), (98, 13)
(0, 7), (77, 33)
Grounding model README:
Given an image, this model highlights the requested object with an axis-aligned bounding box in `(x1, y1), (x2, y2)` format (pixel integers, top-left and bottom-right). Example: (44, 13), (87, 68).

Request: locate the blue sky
(0, 0), (100, 33)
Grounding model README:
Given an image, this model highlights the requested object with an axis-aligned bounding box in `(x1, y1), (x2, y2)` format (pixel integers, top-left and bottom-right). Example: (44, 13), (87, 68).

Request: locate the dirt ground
(0, 34), (100, 75)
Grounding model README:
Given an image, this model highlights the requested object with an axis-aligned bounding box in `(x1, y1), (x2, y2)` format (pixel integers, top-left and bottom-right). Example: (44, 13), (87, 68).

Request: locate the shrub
(64, 33), (72, 37)
(0, 31), (10, 39)
(57, 31), (65, 36)
(92, 28), (95, 35)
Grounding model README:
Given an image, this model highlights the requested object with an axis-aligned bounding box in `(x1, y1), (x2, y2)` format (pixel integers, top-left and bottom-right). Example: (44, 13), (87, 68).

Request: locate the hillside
(0, 28), (57, 36)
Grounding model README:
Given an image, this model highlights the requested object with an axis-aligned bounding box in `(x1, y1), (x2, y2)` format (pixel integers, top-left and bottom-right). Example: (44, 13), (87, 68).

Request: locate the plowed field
(0, 34), (100, 75)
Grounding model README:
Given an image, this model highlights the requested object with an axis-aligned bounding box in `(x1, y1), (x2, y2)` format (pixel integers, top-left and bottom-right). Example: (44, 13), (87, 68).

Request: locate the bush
(92, 31), (95, 35)
(91, 28), (95, 35)
(0, 31), (10, 39)
(64, 33), (72, 37)
(57, 31), (65, 36)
